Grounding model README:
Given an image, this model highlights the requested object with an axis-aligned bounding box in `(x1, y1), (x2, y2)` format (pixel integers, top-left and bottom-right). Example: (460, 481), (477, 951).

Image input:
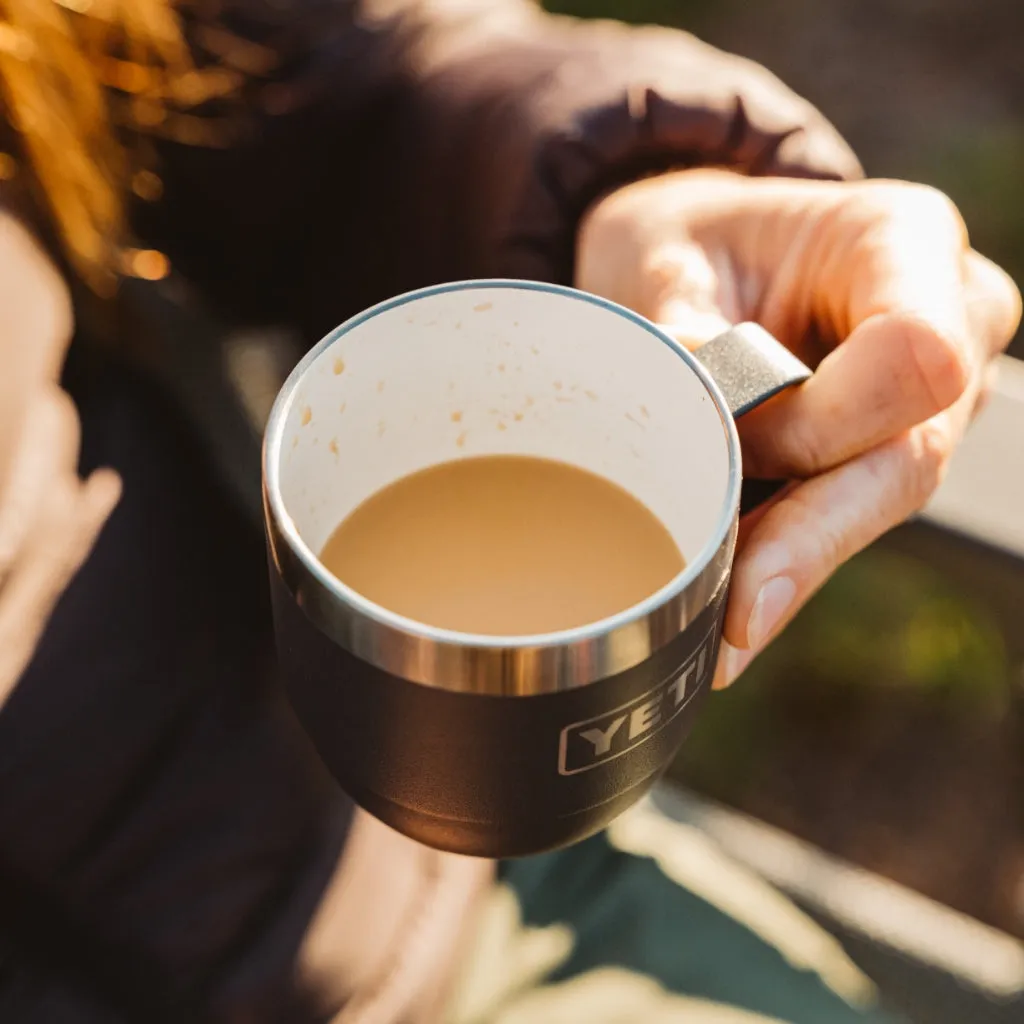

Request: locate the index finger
(716, 382), (978, 688)
(745, 183), (977, 478)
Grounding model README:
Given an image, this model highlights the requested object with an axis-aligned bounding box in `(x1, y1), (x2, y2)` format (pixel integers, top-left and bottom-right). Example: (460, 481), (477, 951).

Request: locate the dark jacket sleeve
(358, 0), (863, 284)
(137, 0), (861, 339)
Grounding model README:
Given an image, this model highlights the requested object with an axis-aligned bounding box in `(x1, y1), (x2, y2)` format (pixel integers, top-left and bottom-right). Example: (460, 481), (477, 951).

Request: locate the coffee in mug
(319, 455), (685, 636)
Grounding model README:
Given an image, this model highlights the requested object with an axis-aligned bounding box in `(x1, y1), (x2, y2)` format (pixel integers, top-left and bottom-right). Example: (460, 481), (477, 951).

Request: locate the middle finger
(737, 309), (967, 479)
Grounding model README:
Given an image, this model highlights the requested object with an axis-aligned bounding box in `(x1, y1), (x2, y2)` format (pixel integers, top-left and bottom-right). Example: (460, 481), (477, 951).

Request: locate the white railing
(923, 354), (1024, 558)
(651, 784), (1024, 1002)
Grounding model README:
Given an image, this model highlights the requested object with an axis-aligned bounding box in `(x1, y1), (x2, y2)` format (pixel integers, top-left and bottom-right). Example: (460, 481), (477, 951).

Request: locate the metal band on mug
(263, 282), (807, 697)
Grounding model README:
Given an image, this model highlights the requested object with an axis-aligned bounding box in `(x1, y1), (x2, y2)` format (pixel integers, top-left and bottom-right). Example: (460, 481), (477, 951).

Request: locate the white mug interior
(268, 283), (734, 634)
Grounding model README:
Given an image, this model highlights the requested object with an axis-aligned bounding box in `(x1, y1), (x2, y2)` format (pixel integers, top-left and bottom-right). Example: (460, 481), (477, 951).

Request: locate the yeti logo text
(558, 632), (713, 775)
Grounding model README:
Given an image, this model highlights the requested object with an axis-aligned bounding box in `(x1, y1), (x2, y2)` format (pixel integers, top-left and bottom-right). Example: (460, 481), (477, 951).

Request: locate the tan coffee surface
(319, 455), (684, 635)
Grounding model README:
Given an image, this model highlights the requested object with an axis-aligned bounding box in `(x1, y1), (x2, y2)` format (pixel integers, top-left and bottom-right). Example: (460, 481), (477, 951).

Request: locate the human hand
(576, 169), (1020, 686)
(0, 214), (121, 706)
(0, 386), (121, 707)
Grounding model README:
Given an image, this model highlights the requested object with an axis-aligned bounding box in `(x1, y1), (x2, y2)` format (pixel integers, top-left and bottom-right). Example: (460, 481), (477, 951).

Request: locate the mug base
(347, 773), (663, 858)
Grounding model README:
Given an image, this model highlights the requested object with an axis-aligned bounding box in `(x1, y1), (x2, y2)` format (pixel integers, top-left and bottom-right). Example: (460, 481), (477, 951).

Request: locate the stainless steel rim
(263, 280), (741, 695)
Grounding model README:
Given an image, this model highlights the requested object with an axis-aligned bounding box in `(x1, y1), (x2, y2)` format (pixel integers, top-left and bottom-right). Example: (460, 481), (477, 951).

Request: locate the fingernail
(747, 576), (797, 649)
(713, 640), (753, 690)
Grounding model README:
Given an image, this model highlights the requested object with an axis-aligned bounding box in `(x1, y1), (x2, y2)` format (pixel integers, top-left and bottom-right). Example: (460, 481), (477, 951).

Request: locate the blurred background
(544, 0), (1024, 1015)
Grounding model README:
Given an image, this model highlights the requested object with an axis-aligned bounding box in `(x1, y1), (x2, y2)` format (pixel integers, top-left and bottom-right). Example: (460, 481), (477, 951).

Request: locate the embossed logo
(558, 629), (715, 775)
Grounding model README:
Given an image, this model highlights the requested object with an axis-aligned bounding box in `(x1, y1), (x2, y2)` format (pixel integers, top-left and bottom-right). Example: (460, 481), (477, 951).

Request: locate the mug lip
(263, 279), (741, 652)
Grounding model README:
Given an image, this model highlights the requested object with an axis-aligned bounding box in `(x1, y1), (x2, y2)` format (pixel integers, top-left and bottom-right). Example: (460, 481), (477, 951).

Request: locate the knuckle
(895, 313), (971, 409)
(780, 415), (828, 477)
(861, 181), (967, 243)
(906, 183), (964, 227)
(971, 250), (1023, 345)
(903, 421), (952, 505)
(783, 487), (845, 572)
(641, 244), (687, 294)
(742, 412), (822, 479)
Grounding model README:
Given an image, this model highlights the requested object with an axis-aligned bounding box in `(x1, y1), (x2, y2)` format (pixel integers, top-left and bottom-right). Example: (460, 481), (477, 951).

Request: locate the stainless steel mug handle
(694, 322), (812, 516)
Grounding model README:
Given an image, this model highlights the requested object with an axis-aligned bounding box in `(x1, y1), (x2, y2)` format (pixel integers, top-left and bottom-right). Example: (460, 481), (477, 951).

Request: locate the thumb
(654, 300), (734, 353)
(643, 245), (735, 351)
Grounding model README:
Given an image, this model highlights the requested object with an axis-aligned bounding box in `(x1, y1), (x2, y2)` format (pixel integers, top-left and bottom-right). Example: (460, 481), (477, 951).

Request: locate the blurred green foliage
(674, 547), (1011, 796)
(759, 549), (1008, 704)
